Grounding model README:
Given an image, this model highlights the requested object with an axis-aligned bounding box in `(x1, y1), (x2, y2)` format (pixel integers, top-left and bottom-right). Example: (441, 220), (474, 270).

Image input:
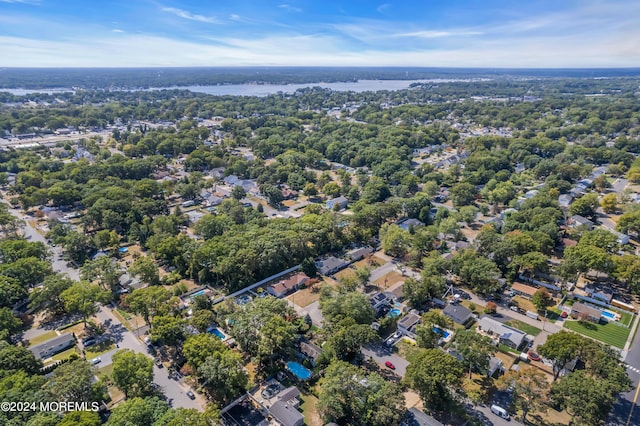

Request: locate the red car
(385, 361), (396, 370)
(527, 351), (541, 362)
(561, 311), (568, 318)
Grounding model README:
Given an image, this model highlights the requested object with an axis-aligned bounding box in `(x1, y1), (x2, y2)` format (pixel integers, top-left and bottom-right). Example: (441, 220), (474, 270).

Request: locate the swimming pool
(433, 326), (450, 338)
(601, 310), (617, 320)
(286, 361), (312, 380)
(387, 308), (401, 318)
(207, 328), (226, 339)
(191, 289), (206, 298)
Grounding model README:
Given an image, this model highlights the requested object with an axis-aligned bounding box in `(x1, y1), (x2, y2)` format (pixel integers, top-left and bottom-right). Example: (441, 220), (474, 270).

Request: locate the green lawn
(505, 320), (542, 336)
(618, 310), (634, 327)
(85, 341), (115, 359)
(27, 330), (58, 346)
(499, 343), (521, 355)
(564, 320), (630, 348)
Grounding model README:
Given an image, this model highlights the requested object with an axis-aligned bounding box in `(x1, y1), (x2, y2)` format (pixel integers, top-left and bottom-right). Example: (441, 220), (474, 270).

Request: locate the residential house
(369, 292), (390, 315)
(443, 304), (472, 325)
(511, 282), (539, 299)
(326, 196), (348, 210)
(558, 194), (573, 208)
(276, 386), (301, 408)
(29, 334), (75, 360)
(347, 246), (373, 261)
(298, 340), (322, 367)
(488, 356), (504, 377)
(397, 313), (421, 339)
(401, 408), (444, 426)
(269, 400), (304, 426)
(316, 257), (349, 276)
(609, 229), (630, 245)
(568, 215), (594, 230)
(268, 273), (309, 298)
(397, 218), (425, 232)
(585, 286), (613, 304)
(281, 187), (299, 200)
(570, 302), (601, 322)
(477, 316), (527, 349)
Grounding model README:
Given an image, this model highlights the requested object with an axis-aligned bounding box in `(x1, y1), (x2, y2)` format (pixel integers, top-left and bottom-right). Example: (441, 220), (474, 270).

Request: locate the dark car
(186, 391), (195, 400)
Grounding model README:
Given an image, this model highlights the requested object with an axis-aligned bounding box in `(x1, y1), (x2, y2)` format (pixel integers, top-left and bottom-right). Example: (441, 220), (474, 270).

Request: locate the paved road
(95, 307), (205, 411)
(362, 343), (409, 377)
(5, 205), (80, 280)
(613, 178), (629, 194)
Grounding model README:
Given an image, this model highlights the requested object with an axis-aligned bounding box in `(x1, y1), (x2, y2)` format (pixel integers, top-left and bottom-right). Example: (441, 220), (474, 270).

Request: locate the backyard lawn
(564, 320), (630, 348)
(27, 330), (58, 346)
(85, 341), (115, 359)
(505, 320), (542, 336)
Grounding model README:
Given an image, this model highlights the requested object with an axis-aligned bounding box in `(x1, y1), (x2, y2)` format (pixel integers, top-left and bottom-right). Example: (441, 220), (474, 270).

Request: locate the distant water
(2, 79), (486, 97)
(151, 79), (488, 96)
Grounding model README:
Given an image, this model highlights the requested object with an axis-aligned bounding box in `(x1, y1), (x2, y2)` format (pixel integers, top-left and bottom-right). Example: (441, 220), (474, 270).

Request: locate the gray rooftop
(269, 400), (304, 426)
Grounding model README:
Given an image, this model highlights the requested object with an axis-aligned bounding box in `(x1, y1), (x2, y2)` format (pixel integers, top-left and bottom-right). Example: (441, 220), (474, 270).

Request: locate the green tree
(60, 282), (110, 327)
(0, 307), (22, 341)
(600, 193), (618, 213)
(537, 330), (583, 381)
(415, 311), (452, 349)
(379, 223), (410, 258)
(318, 361), (405, 426)
(0, 341), (42, 375)
(198, 350), (248, 404)
(450, 182), (477, 207)
(183, 334), (225, 370)
(531, 289), (553, 312)
(614, 255), (640, 294)
(193, 214), (233, 240)
(80, 256), (123, 292)
(404, 348), (464, 410)
(322, 182), (342, 198)
(150, 315), (185, 348)
(190, 309), (215, 333)
(319, 290), (375, 329)
(303, 183), (317, 196)
(111, 349), (154, 398)
(300, 257), (317, 277)
(104, 396), (169, 426)
(28, 274), (73, 315)
(497, 368), (549, 423)
(47, 359), (106, 404)
(452, 330), (496, 378)
(230, 186), (246, 200)
(129, 256), (160, 286)
(0, 257), (52, 288)
(125, 286), (172, 327)
(617, 208), (640, 236)
(0, 275), (26, 308)
(154, 406), (221, 426)
(569, 193), (599, 218)
(322, 319), (377, 362)
(58, 411), (101, 426)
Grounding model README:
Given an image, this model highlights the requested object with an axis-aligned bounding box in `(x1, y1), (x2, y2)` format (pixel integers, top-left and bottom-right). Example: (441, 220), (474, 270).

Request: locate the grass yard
(287, 286), (322, 308)
(334, 268), (356, 282)
(505, 320), (542, 336)
(511, 296), (537, 313)
(300, 393), (322, 426)
(85, 341), (115, 359)
(46, 347), (79, 365)
(27, 330), (58, 346)
(618, 310), (634, 327)
(352, 256), (382, 269)
(564, 320), (630, 348)
(373, 271), (404, 290)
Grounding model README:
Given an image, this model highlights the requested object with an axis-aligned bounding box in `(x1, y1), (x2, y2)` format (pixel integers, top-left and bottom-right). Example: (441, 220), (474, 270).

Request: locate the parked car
(89, 357), (101, 365)
(186, 391), (196, 400)
(561, 311), (568, 318)
(527, 351), (541, 362)
(490, 404), (510, 420)
(385, 361), (396, 370)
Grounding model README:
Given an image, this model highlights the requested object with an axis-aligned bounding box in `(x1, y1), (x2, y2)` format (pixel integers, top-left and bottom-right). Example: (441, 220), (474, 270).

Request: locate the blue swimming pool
(602, 310), (615, 319)
(433, 326), (450, 338)
(207, 328), (225, 339)
(387, 308), (401, 318)
(286, 361), (312, 380)
(191, 289), (206, 298)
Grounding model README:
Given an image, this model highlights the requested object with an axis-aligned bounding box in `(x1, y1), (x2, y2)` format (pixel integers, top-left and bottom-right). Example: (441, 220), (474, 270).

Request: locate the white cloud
(230, 14), (240, 21)
(0, 0), (40, 4)
(161, 7), (218, 24)
(112, 29), (124, 33)
(278, 4), (302, 13)
(394, 30), (483, 38)
(377, 3), (391, 13)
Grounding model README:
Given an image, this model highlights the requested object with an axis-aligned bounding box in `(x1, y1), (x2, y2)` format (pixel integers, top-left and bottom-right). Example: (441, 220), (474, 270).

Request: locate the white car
(89, 357), (101, 365)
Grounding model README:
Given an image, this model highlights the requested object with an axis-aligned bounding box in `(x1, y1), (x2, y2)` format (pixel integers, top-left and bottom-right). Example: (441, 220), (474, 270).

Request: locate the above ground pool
(191, 289), (206, 298)
(286, 361), (312, 380)
(387, 308), (402, 318)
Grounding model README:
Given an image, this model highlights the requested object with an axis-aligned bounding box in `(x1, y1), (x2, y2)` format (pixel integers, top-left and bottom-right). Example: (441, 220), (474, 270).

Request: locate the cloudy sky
(1, 0), (639, 67)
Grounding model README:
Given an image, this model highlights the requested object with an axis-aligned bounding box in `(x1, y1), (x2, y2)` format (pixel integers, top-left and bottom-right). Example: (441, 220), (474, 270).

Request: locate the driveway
(94, 306), (205, 411)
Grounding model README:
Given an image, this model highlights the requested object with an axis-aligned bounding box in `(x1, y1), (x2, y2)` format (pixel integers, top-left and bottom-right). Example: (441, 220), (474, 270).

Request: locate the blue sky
(1, 0), (638, 67)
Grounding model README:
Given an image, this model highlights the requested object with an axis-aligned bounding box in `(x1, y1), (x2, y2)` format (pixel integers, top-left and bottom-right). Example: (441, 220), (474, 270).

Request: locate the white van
(490, 405), (510, 420)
